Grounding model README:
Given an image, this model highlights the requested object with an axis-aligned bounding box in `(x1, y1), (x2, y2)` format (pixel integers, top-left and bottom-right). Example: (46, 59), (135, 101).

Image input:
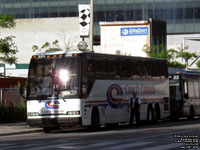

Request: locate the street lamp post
(89, 0), (94, 52)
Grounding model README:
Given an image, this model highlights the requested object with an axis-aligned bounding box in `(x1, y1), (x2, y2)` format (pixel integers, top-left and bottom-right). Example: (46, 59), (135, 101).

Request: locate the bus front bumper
(27, 117), (82, 128)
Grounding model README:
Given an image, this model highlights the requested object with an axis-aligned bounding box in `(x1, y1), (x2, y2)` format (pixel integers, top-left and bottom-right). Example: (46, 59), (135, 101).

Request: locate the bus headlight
(27, 112), (40, 116)
(67, 111), (80, 115)
(59, 69), (70, 83)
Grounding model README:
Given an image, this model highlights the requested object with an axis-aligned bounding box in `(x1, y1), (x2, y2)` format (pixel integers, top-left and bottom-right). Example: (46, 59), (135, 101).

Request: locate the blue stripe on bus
(142, 102), (164, 104)
(85, 104), (109, 107)
(85, 102), (164, 107)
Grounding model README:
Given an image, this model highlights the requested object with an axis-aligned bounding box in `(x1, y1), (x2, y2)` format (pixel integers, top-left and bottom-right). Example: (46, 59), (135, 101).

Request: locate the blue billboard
(121, 27), (149, 36)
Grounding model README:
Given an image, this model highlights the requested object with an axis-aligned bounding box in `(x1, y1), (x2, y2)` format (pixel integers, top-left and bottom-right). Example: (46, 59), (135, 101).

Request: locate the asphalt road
(0, 119), (200, 150)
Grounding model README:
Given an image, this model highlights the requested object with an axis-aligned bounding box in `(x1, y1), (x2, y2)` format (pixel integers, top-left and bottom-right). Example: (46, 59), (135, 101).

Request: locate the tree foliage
(0, 14), (18, 64)
(32, 40), (62, 52)
(197, 61), (200, 70)
(144, 45), (197, 69)
(0, 36), (18, 64)
(176, 46), (197, 61)
(0, 14), (15, 28)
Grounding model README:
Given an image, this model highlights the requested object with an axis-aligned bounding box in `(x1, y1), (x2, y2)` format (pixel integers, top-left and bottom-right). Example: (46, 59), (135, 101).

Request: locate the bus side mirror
(82, 84), (87, 95)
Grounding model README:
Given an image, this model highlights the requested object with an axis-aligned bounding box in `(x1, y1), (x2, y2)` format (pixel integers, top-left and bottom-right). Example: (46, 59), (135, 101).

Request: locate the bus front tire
(88, 107), (100, 131)
(153, 106), (160, 122)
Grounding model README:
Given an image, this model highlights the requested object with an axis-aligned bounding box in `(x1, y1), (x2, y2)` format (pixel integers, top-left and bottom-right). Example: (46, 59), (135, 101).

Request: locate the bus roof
(34, 50), (82, 56)
(82, 52), (166, 62)
(32, 50), (166, 62)
(168, 69), (200, 76)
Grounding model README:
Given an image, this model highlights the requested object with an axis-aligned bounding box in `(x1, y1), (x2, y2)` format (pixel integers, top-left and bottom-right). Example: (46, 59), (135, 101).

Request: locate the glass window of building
(134, 2), (143, 20)
(124, 0), (134, 21)
(106, 0), (115, 21)
(115, 0), (125, 21)
(144, 0), (153, 19)
(49, 1), (59, 17)
(154, 2), (164, 20)
(95, 0), (106, 22)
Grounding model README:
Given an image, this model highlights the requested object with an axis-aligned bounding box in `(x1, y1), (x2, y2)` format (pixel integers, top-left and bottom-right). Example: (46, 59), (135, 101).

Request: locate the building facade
(1, 0), (200, 34)
(0, 0), (200, 76)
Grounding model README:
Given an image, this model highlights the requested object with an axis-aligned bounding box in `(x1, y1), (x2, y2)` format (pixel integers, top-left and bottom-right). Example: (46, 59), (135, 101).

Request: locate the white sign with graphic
(79, 5), (90, 37)
(121, 27), (149, 36)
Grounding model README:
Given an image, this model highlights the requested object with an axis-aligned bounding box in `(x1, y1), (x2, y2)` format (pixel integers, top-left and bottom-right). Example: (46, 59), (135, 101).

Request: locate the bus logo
(45, 101), (60, 109)
(107, 84), (124, 109)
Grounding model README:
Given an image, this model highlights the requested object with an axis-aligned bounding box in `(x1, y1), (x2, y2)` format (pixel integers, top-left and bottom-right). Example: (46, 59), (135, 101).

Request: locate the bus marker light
(33, 55), (37, 59)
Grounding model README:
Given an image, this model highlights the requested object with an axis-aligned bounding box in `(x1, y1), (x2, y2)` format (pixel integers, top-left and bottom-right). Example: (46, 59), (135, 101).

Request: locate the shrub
(0, 99), (26, 123)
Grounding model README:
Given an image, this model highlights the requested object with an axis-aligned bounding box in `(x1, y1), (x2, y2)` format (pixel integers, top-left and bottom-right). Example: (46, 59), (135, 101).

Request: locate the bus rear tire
(170, 115), (179, 121)
(188, 106), (194, 120)
(147, 106), (153, 124)
(153, 105), (160, 122)
(43, 127), (51, 133)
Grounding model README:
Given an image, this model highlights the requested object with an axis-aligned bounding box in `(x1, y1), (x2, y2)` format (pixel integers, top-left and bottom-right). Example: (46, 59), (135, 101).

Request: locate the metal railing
(0, 88), (23, 107)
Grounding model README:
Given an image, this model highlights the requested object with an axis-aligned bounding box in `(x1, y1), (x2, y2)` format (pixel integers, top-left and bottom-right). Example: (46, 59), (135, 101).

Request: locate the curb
(0, 122), (42, 136)
(0, 129), (42, 136)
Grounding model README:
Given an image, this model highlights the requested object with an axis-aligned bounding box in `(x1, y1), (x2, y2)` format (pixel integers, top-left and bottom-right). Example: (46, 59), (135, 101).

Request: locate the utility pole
(89, 0), (94, 52)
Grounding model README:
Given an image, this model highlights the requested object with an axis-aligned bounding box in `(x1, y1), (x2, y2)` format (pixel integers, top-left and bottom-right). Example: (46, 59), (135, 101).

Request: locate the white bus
(26, 50), (170, 132)
(169, 69), (200, 120)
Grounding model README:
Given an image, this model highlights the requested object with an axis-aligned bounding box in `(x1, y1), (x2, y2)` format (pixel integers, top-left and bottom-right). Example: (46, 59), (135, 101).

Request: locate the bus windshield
(27, 57), (79, 100)
(169, 80), (182, 101)
(53, 57), (79, 98)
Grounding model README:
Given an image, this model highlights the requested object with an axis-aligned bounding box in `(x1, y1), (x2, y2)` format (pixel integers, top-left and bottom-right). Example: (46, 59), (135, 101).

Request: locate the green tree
(176, 46), (197, 64)
(144, 44), (177, 65)
(32, 40), (62, 52)
(144, 45), (173, 61)
(196, 60), (200, 70)
(0, 14), (15, 28)
(0, 14), (18, 64)
(144, 45), (196, 69)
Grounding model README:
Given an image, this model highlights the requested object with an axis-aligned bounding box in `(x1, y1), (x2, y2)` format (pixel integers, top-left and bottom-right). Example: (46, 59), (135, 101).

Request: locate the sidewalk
(0, 122), (42, 136)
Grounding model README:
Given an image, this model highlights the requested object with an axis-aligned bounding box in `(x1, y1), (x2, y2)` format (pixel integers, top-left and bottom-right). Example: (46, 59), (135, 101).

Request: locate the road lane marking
(0, 143), (43, 150)
(89, 141), (118, 147)
(29, 143), (79, 150)
(106, 142), (154, 149)
(0, 143), (13, 147)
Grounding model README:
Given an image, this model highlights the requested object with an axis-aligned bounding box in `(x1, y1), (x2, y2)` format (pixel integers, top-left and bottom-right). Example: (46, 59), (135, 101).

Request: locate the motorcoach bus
(26, 50), (170, 132)
(169, 69), (200, 120)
